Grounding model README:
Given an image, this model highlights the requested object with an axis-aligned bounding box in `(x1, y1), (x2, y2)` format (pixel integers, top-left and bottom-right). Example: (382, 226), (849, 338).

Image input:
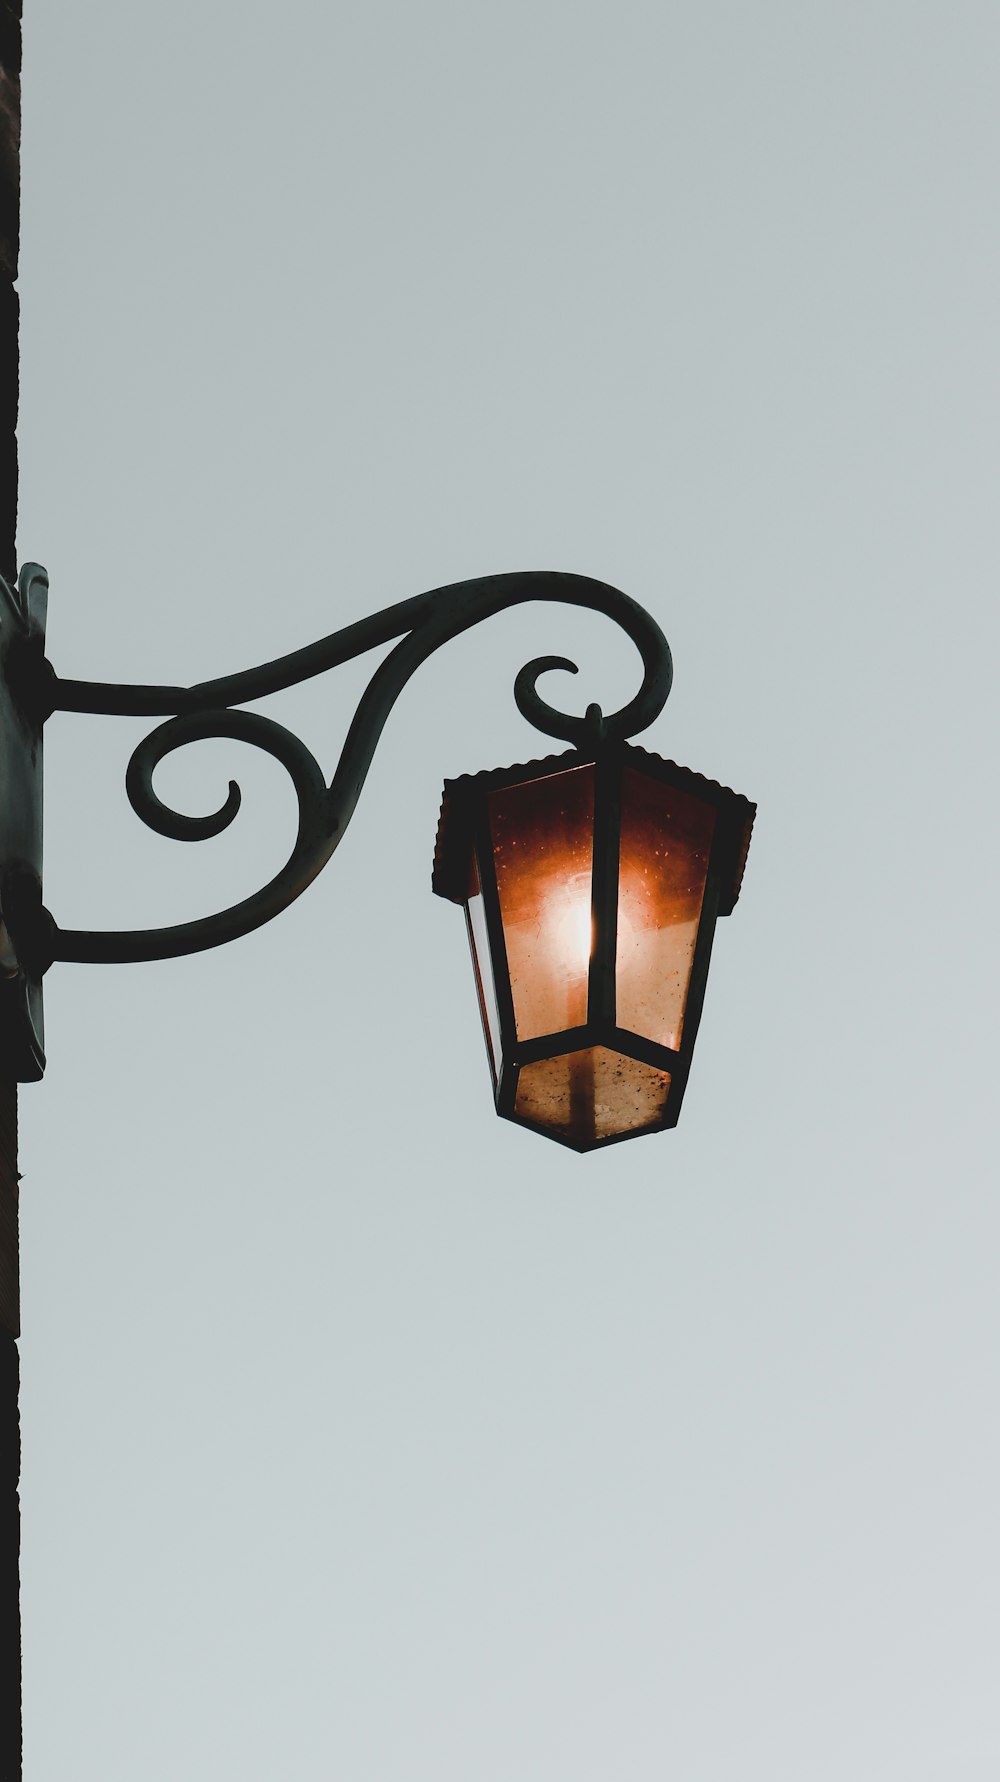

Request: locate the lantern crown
(433, 743), (754, 914)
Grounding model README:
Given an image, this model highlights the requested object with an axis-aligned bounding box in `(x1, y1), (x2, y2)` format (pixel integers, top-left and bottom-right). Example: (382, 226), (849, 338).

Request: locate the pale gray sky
(15, 2), (1000, 1778)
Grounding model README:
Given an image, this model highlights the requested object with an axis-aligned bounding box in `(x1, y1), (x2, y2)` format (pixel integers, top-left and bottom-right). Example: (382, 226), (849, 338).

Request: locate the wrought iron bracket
(0, 562), (672, 1081)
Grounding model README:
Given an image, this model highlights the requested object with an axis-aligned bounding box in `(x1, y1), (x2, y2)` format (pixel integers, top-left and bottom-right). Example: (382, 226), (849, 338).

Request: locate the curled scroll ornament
(42, 569), (672, 966)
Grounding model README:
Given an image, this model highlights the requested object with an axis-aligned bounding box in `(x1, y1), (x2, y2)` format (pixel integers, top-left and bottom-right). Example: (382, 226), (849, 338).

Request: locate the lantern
(432, 743), (755, 1151)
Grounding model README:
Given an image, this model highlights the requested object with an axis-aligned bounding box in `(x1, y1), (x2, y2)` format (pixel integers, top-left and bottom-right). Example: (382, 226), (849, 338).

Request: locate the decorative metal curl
(39, 569), (672, 966)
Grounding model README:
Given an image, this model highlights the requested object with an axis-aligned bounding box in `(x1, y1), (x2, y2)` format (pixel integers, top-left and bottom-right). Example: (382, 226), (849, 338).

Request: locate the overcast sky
(14, 2), (1000, 1777)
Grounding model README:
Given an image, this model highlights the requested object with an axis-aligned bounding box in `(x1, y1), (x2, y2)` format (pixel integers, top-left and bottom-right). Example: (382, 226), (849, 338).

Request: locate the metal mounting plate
(0, 563), (47, 1080)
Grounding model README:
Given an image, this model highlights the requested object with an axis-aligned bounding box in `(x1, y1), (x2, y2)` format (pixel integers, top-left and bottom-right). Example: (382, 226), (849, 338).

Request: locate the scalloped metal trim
(431, 741), (755, 915)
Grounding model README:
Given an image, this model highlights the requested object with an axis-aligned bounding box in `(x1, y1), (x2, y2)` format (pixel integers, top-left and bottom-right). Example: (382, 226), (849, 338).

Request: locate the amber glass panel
(488, 765), (595, 1041)
(616, 768), (716, 1052)
(465, 853), (502, 1085)
(514, 1047), (672, 1146)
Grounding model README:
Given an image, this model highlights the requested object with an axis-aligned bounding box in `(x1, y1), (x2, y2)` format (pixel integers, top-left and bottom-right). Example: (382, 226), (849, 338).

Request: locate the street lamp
(0, 559), (754, 1148)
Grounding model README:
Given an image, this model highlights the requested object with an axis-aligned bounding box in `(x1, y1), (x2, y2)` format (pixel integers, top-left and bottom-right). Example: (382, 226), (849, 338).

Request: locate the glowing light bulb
(567, 898), (593, 968)
(542, 872), (593, 978)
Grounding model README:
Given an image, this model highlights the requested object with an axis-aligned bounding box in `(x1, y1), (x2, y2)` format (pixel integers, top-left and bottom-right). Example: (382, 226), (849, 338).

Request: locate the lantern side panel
(488, 765), (595, 1042)
(616, 767), (716, 1052)
(514, 1046), (672, 1147)
(466, 859), (502, 1086)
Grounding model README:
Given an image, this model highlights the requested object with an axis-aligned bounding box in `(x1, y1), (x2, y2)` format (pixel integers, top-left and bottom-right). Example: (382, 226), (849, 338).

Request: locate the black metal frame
(0, 561), (674, 1081)
(432, 744), (755, 1153)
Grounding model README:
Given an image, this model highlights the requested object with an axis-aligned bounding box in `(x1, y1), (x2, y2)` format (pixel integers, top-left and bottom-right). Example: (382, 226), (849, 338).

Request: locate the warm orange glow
(540, 870), (592, 972)
(489, 764), (596, 1040)
(526, 869), (588, 1028)
(615, 768), (716, 1050)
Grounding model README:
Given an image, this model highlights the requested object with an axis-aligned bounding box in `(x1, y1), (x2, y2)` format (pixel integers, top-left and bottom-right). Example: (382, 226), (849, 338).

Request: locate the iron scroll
(15, 567), (673, 969)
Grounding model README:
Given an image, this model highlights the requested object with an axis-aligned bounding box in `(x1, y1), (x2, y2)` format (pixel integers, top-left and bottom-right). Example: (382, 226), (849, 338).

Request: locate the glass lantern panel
(466, 856), (502, 1086)
(488, 765), (595, 1041)
(616, 768), (716, 1052)
(514, 1047), (672, 1146)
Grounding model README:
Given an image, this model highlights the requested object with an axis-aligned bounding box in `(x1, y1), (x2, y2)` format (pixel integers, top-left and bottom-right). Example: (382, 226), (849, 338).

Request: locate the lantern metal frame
(432, 740), (754, 1152)
(0, 560), (679, 1086)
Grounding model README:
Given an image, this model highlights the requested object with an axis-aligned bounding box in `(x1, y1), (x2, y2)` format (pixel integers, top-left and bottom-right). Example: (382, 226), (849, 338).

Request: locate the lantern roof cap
(432, 742), (755, 916)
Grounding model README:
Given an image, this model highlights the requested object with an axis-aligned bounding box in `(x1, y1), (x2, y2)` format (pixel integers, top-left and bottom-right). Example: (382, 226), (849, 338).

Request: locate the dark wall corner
(0, 6), (21, 1776)
(0, 0), (21, 586)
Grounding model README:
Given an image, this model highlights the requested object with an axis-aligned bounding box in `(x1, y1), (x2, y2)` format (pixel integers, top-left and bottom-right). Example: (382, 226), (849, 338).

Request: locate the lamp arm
(32, 569), (671, 968)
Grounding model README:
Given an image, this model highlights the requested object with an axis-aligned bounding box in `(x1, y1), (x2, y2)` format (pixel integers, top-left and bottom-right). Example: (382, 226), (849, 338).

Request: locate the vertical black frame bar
(587, 746), (621, 1030)
(463, 876), (498, 1089)
(662, 841), (725, 1123)
(471, 795), (518, 1115)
